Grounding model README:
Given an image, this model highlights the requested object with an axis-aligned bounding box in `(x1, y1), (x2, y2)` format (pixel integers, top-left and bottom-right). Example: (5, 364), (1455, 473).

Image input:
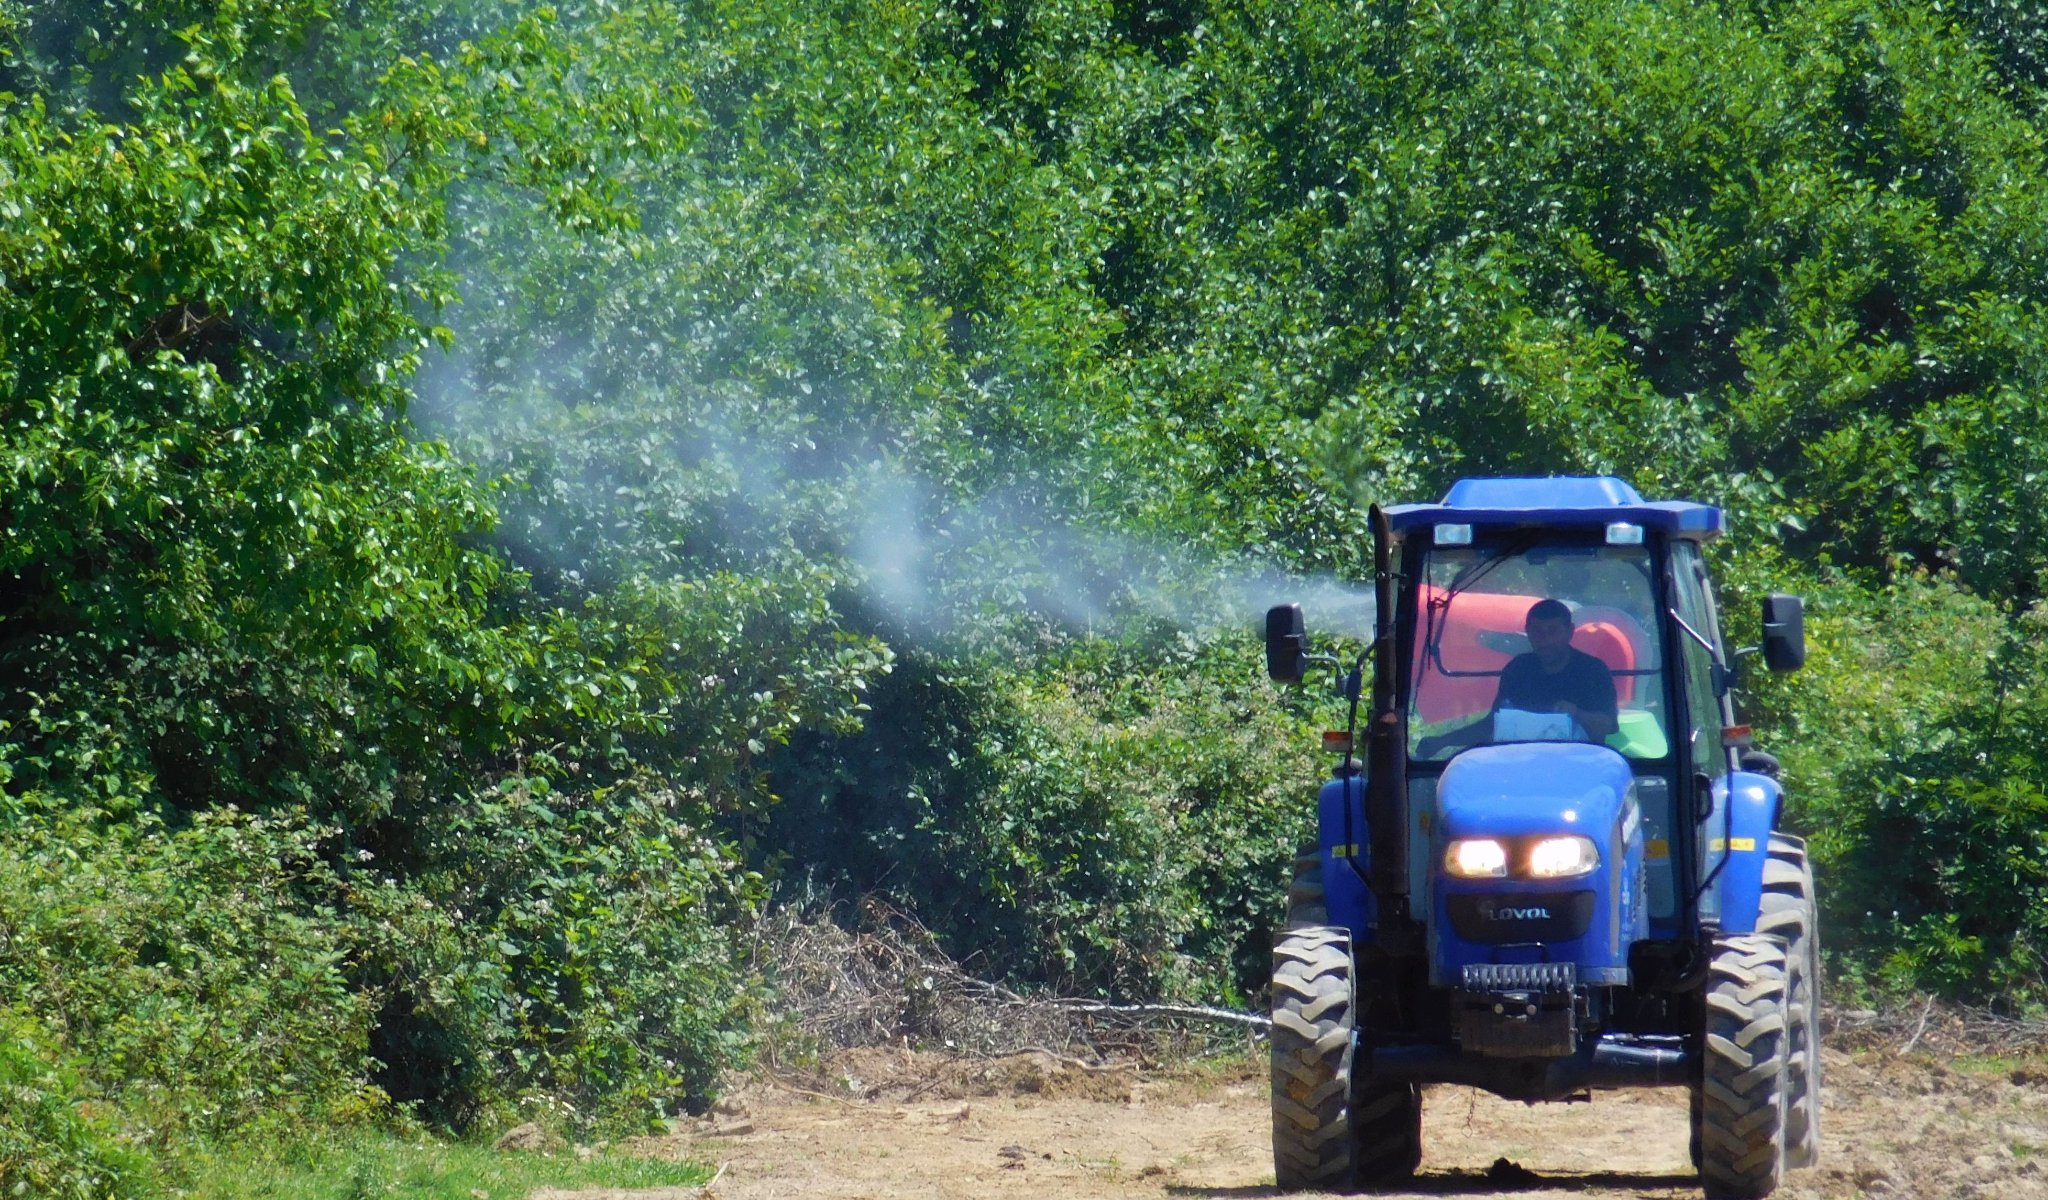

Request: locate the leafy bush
(1762, 572), (2048, 1003)
(0, 1015), (151, 1200)
(0, 803), (382, 1142)
(771, 638), (1322, 1003)
(394, 774), (764, 1128)
(0, 0), (886, 1151)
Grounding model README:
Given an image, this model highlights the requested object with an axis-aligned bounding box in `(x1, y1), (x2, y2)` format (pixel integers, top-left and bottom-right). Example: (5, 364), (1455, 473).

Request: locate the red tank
(1410, 587), (1645, 725)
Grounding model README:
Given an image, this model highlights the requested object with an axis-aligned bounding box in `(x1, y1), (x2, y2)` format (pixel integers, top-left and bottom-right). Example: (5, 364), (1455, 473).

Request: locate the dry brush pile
(746, 900), (1270, 1070)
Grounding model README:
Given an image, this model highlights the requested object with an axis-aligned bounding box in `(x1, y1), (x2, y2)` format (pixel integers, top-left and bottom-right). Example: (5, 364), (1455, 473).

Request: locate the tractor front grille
(1454, 961), (1582, 1057)
(1461, 962), (1577, 992)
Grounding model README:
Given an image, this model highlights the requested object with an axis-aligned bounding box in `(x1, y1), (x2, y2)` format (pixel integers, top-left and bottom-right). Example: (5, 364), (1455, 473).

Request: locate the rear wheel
(1696, 934), (1790, 1199)
(1284, 847), (1328, 927)
(1351, 1075), (1422, 1188)
(1757, 834), (1821, 1169)
(1689, 1085), (1703, 1169)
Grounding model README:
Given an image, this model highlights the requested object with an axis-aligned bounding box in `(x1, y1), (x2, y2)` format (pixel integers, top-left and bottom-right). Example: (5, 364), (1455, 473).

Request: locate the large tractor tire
(1757, 834), (1822, 1169)
(1271, 853), (1422, 1192)
(1271, 924), (1358, 1190)
(1696, 933), (1791, 1200)
(1284, 848), (1328, 927)
(1351, 1074), (1423, 1188)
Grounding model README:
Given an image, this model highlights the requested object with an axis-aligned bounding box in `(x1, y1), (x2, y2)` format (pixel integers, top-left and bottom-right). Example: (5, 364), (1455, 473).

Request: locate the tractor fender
(1316, 770), (1377, 940)
(1703, 770), (1783, 933)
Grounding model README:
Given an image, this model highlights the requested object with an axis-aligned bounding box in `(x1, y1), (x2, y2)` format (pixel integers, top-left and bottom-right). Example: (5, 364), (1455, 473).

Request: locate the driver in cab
(1495, 598), (1618, 741)
(1417, 598), (1617, 755)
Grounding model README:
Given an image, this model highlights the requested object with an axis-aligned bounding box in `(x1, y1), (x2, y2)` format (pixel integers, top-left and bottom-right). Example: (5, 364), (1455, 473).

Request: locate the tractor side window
(1668, 542), (1730, 772)
(1407, 539), (1672, 762)
(1669, 542), (1734, 891)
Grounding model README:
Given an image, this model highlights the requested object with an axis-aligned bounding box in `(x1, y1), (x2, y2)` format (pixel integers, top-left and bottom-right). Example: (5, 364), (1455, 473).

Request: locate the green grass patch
(1949, 1051), (2048, 1081)
(180, 1129), (711, 1200)
(1171, 1043), (1265, 1085)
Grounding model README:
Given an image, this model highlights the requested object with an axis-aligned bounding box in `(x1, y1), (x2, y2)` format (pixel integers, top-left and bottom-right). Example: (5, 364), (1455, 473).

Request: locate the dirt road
(660, 1046), (2048, 1200)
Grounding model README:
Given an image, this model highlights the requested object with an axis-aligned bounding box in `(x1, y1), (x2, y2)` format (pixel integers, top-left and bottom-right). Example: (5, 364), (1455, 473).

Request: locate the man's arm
(1415, 660), (1527, 758)
(1415, 708), (1498, 758)
(1557, 700), (1618, 740)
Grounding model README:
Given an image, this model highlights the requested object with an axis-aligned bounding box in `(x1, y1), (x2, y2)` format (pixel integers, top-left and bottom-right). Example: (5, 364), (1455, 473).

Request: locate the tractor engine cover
(1430, 743), (1648, 990)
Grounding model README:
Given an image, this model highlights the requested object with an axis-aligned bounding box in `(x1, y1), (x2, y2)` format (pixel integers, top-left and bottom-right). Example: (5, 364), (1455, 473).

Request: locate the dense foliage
(6, 0), (2048, 1184)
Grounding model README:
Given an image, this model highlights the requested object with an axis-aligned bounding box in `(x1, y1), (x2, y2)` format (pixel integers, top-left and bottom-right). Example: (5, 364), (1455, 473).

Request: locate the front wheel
(1271, 850), (1422, 1192)
(1695, 933), (1791, 1200)
(1271, 924), (1357, 1190)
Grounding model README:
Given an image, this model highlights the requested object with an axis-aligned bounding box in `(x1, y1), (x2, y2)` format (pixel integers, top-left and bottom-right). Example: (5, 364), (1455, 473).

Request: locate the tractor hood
(1429, 741), (1646, 989)
(1435, 742), (1637, 842)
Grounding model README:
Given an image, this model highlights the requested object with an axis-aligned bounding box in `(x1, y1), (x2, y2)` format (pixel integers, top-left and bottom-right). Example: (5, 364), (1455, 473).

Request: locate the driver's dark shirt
(1493, 647), (1617, 721)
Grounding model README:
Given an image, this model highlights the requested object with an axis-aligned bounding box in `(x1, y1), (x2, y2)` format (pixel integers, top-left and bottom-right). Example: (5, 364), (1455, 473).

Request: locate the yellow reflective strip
(1646, 838), (1670, 861)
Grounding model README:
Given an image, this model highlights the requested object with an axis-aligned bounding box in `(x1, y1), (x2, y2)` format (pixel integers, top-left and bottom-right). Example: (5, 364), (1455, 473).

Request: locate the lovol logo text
(1481, 902), (1553, 921)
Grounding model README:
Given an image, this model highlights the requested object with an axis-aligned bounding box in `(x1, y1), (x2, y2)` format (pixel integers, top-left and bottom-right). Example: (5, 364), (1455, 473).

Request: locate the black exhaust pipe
(1365, 504), (1408, 902)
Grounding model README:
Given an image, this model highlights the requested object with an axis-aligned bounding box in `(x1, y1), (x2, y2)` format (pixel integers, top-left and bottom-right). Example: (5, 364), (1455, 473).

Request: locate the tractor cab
(1406, 496), (1714, 944)
(1263, 477), (1817, 1199)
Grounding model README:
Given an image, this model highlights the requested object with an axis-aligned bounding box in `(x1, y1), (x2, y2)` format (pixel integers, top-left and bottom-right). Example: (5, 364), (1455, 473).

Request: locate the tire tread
(1698, 933), (1790, 1200)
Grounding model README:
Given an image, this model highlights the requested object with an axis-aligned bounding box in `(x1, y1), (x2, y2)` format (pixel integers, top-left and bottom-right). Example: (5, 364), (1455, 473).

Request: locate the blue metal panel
(1383, 475), (1723, 540)
(1704, 771), (1782, 933)
(1316, 771), (1376, 940)
(1427, 744), (1646, 987)
(1432, 744), (1636, 839)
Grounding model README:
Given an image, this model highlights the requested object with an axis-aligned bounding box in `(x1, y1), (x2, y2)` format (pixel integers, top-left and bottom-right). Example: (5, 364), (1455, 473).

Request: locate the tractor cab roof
(1383, 476), (1723, 541)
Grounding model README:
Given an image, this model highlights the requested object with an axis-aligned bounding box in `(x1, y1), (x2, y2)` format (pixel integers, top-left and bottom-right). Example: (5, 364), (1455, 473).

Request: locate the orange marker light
(1322, 731), (1354, 755)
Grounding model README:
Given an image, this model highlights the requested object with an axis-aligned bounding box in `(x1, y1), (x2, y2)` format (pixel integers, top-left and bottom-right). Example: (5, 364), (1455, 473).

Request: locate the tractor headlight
(1444, 838), (1509, 879)
(1527, 835), (1601, 879)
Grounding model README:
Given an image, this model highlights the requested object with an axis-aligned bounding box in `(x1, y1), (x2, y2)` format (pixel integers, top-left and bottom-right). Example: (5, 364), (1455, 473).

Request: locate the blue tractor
(1264, 477), (1818, 1199)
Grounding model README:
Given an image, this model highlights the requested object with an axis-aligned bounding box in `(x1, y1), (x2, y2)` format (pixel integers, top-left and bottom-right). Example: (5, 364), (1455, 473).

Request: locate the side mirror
(1265, 603), (1308, 684)
(1760, 594), (1805, 672)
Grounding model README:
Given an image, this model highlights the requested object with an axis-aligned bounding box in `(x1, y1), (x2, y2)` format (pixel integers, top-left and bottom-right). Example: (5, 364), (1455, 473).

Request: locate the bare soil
(621, 1044), (2048, 1200)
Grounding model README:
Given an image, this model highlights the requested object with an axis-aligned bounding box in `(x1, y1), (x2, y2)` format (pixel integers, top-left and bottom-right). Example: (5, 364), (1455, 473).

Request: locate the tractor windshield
(1407, 535), (1671, 763)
